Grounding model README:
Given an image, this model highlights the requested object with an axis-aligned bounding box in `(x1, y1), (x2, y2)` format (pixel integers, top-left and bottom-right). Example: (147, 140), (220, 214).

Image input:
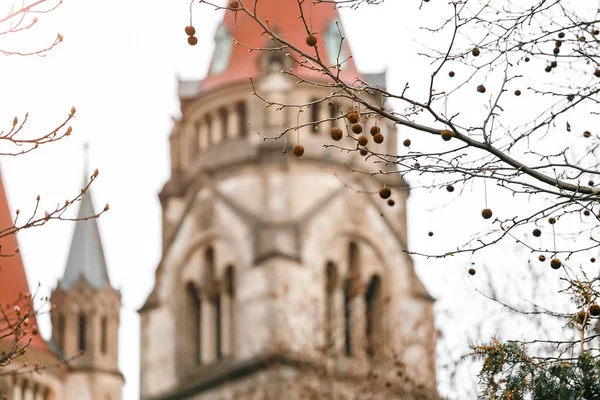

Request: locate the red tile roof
(0, 170), (53, 356)
(199, 0), (360, 93)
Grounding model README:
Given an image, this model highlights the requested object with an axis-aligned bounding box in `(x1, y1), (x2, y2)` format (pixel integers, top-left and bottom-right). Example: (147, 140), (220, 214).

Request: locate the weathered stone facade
(139, 2), (438, 399)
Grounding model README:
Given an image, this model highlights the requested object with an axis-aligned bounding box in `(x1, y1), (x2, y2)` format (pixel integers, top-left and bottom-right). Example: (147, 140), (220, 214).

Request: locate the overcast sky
(2, 1), (587, 399)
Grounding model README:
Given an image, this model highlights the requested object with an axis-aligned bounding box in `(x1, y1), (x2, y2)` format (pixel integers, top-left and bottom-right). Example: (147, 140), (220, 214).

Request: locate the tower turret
(50, 154), (123, 400)
(140, 1), (437, 399)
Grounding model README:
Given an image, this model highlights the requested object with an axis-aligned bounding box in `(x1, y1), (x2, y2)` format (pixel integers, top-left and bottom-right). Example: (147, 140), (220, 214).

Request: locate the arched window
(365, 276), (383, 358)
(344, 242), (360, 356)
(187, 283), (202, 365)
(57, 314), (65, 352)
(100, 316), (108, 354)
(224, 266), (235, 358)
(325, 262), (337, 350)
(78, 314), (87, 352)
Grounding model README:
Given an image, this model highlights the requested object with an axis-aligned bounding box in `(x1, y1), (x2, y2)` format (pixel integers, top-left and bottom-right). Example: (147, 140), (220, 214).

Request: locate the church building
(139, 1), (438, 399)
(0, 166), (123, 400)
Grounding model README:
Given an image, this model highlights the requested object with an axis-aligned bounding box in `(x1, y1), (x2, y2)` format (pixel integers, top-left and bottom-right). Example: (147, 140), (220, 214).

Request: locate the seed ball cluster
(468, 268), (476, 276)
(185, 25), (198, 46)
(373, 133), (384, 144)
(481, 208), (493, 219)
(548, 217), (556, 224)
(514, 90), (521, 96)
(539, 255), (546, 262)
(370, 126), (380, 136)
(446, 185), (454, 192)
(441, 130), (454, 141)
(306, 35), (317, 47)
(379, 187), (391, 199)
(293, 145), (304, 157)
(330, 127), (343, 141)
(357, 136), (368, 146)
(532, 228), (541, 237)
(477, 85), (486, 93)
(346, 110), (360, 124)
(550, 258), (562, 269)
(472, 47), (480, 57)
(403, 139), (411, 147)
(352, 123), (363, 134)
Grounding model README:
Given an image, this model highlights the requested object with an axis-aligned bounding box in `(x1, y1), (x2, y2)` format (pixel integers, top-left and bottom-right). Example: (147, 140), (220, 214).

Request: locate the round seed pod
(481, 208), (493, 219)
(403, 139), (411, 147)
(428, 231), (434, 237)
(553, 47), (560, 55)
(346, 110), (360, 124)
(584, 131), (592, 138)
(379, 187), (392, 199)
(588, 180), (594, 186)
(357, 136), (368, 146)
(555, 40), (562, 47)
(187, 36), (198, 46)
(594, 30), (600, 35)
(596, 70), (600, 78)
(373, 133), (384, 144)
(293, 145), (304, 157)
(576, 311), (586, 324)
(306, 35), (317, 47)
(539, 255), (546, 262)
(477, 85), (486, 93)
(441, 130), (454, 141)
(545, 65), (552, 73)
(446, 185), (454, 192)
(591, 257), (596, 263)
(370, 126), (380, 136)
(584, 210), (591, 216)
(548, 217), (556, 224)
(468, 268), (476, 276)
(472, 47), (480, 57)
(351, 123), (363, 134)
(185, 26), (196, 36)
(514, 90), (521, 96)
(360, 149), (368, 156)
(448, 71), (455, 77)
(229, 0), (240, 9)
(550, 61), (558, 68)
(387, 199), (395, 207)
(590, 304), (600, 316)
(330, 127), (343, 141)
(533, 228), (541, 237)
(524, 57), (530, 62)
(558, 32), (565, 38)
(550, 258), (562, 269)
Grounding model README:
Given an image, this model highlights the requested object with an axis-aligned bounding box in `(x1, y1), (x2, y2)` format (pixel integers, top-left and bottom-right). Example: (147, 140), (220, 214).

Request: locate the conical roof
(0, 168), (52, 354)
(199, 0), (360, 93)
(60, 172), (111, 291)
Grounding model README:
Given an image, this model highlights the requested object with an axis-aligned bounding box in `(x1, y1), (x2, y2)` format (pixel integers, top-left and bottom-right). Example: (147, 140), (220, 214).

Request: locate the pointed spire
(0, 167), (51, 354)
(198, 0), (360, 93)
(60, 145), (111, 291)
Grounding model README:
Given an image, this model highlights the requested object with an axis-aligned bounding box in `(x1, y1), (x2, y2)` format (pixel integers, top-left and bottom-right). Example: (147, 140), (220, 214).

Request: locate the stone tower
(139, 1), (438, 399)
(50, 167), (123, 400)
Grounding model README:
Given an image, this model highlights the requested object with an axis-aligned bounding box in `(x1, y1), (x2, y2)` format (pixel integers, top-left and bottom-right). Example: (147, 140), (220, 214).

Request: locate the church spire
(197, 0), (360, 94)
(60, 144), (111, 291)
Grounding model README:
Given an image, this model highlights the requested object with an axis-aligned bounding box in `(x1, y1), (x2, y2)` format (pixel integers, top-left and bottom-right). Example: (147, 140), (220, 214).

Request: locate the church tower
(140, 1), (438, 399)
(50, 165), (123, 400)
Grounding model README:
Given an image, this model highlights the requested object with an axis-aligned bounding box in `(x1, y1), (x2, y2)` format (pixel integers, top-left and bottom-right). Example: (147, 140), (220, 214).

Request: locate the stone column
(23, 381), (33, 400)
(351, 291), (367, 360)
(227, 105), (240, 139)
(179, 125), (190, 170)
(198, 120), (209, 152)
(332, 287), (345, 356)
(12, 378), (22, 400)
(211, 111), (223, 146)
(201, 295), (216, 364)
(220, 291), (232, 358)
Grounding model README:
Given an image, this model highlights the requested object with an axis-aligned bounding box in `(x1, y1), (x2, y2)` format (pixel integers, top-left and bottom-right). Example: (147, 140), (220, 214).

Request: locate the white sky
(2, 1), (592, 399)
